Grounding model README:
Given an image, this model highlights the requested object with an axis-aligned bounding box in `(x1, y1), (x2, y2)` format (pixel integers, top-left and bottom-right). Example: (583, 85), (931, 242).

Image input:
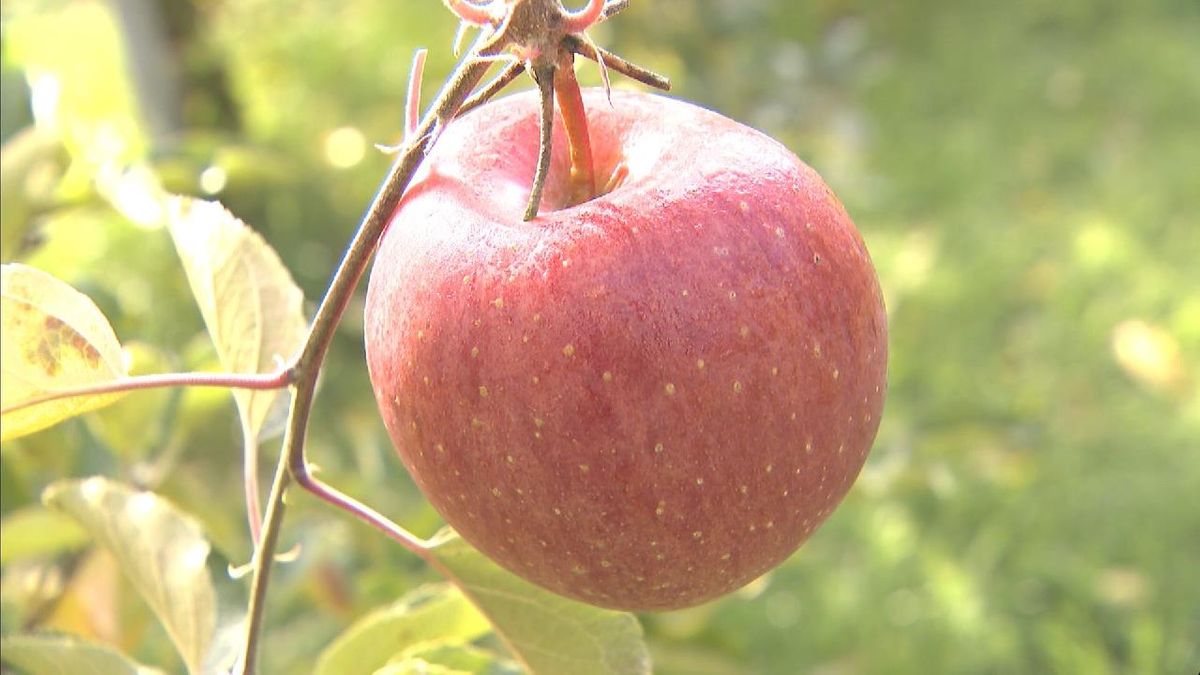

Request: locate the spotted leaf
(0, 263), (128, 442)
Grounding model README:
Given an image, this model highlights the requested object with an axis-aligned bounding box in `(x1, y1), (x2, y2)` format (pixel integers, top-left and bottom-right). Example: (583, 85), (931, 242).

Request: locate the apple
(364, 88), (887, 611)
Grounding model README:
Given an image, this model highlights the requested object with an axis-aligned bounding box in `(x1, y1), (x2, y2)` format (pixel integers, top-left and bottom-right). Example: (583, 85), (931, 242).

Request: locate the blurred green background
(1, 0), (1197, 673)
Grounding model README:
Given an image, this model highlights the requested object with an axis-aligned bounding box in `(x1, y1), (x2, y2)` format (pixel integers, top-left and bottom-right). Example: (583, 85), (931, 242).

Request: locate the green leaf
(165, 197), (307, 444)
(0, 634), (165, 675)
(378, 641), (523, 675)
(315, 583), (492, 675)
(41, 477), (245, 675)
(0, 505), (89, 565)
(0, 263), (129, 442)
(427, 530), (651, 675)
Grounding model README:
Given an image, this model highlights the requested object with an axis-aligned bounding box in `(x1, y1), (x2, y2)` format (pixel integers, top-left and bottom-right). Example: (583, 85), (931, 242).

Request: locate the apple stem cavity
(442, 0), (668, 221)
(523, 51), (597, 220)
(554, 53), (598, 209)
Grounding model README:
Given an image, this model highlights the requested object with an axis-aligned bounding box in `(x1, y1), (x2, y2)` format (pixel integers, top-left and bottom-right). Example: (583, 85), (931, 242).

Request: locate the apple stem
(554, 52), (598, 208)
(524, 62), (557, 221)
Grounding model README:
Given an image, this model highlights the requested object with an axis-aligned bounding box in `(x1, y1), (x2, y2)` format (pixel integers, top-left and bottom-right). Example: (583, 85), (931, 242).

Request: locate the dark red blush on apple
(365, 88), (887, 611)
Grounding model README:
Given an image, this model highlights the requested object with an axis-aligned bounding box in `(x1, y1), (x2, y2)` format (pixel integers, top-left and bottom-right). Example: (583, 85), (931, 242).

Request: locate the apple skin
(365, 88), (887, 611)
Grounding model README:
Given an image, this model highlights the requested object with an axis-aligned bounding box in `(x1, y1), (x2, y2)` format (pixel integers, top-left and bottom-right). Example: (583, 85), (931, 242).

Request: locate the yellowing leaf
(43, 477), (246, 675)
(166, 197), (307, 443)
(427, 530), (650, 675)
(1, 263), (128, 442)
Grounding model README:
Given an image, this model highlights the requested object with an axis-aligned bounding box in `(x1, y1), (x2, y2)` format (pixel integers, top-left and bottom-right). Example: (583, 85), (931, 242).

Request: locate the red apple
(365, 88), (887, 611)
